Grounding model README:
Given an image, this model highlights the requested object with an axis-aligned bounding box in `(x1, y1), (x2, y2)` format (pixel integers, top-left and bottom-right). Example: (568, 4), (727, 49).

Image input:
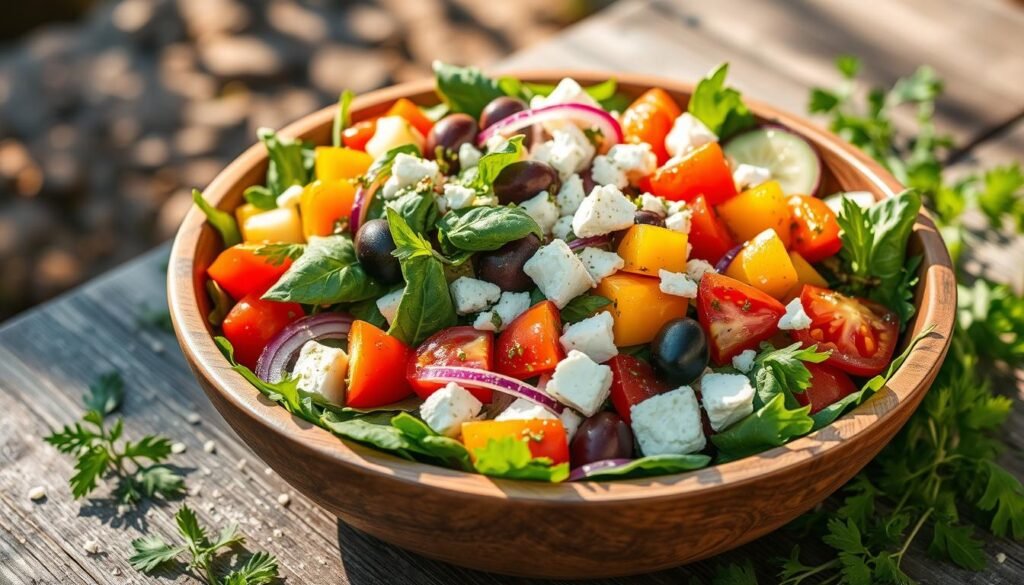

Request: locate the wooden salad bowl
(168, 71), (956, 578)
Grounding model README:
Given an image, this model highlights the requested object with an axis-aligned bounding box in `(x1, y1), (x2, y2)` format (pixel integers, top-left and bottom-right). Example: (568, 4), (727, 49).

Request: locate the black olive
(651, 318), (709, 386)
(492, 161), (560, 205)
(479, 96), (527, 129)
(570, 412), (634, 466)
(425, 113), (478, 173)
(354, 219), (402, 285)
(473, 234), (542, 291)
(634, 210), (665, 227)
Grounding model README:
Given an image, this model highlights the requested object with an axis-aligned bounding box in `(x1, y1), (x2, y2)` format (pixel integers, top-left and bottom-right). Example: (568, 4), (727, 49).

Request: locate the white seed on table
(117, 504), (129, 516)
(186, 412), (202, 424)
(273, 529), (283, 538)
(235, 459), (247, 471)
(27, 486), (46, 501)
(170, 442), (187, 454)
(83, 539), (101, 554)
(188, 484), (202, 497)
(264, 467), (273, 475)
(111, 567), (122, 577)
(212, 489), (222, 499)
(996, 552), (1007, 564)
(203, 440), (216, 453)
(277, 493), (291, 507)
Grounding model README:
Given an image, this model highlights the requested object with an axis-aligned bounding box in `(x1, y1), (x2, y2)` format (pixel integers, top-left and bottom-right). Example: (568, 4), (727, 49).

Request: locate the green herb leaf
(176, 504), (209, 548)
(471, 436), (569, 482)
(928, 519), (987, 570)
(135, 465), (186, 500)
(320, 412), (413, 457)
(750, 342), (830, 409)
(386, 191), (439, 235)
(263, 235), (384, 304)
(129, 535), (185, 572)
(977, 461), (1024, 540)
(223, 551), (280, 585)
(242, 185), (277, 210)
(687, 63), (756, 140)
(251, 242), (305, 266)
(436, 205), (542, 253)
(332, 90), (355, 148)
(70, 446), (110, 499)
(214, 336), (322, 423)
(390, 412), (472, 471)
(575, 454), (710, 481)
(463, 135), (525, 191)
(711, 393), (814, 462)
(560, 294), (612, 324)
(349, 296), (388, 329)
(83, 372), (124, 417)
(192, 189), (241, 247)
(709, 559), (759, 585)
(432, 61), (506, 119)
(256, 127), (314, 196)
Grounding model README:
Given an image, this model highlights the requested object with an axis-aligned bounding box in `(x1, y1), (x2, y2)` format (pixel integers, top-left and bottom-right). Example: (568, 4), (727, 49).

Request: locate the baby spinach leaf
(390, 413), (472, 471)
(472, 437), (569, 482)
(213, 336), (321, 424)
(750, 342), (831, 409)
(192, 189), (241, 247)
(256, 127), (314, 196)
(348, 297), (388, 329)
(560, 294), (612, 324)
(262, 235), (385, 304)
(243, 185), (278, 210)
(436, 205), (542, 252)
(320, 412), (414, 457)
(463, 135), (525, 191)
(711, 393), (814, 462)
(387, 191), (439, 235)
(687, 63), (756, 140)
(576, 454), (710, 481)
(433, 61), (506, 120)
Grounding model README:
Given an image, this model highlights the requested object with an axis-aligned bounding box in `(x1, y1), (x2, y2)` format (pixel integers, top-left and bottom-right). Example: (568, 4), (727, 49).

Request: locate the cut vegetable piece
(716, 180), (791, 248)
(255, 313), (353, 383)
(300, 180), (356, 238)
(207, 244), (293, 299)
(621, 88), (681, 164)
(242, 207), (305, 244)
(495, 301), (564, 380)
(314, 146), (373, 183)
(462, 419), (569, 465)
(723, 126), (821, 195)
(688, 195), (736, 265)
(697, 273), (786, 364)
(477, 103), (623, 149)
(724, 229), (798, 300)
(788, 251), (829, 294)
(415, 366), (562, 414)
(646, 142), (736, 204)
(222, 294), (304, 369)
(616, 224), (689, 276)
(347, 320), (414, 407)
(595, 273), (689, 346)
(788, 194), (841, 263)
(406, 327), (495, 403)
(607, 355), (669, 424)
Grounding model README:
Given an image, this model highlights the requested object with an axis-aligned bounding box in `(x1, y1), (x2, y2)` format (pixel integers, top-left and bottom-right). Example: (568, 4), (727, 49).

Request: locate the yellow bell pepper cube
(300, 179), (357, 238)
(315, 146), (372, 183)
(724, 229), (798, 300)
(242, 207), (305, 244)
(716, 180), (792, 248)
(595, 273), (690, 346)
(235, 203), (261, 239)
(785, 251), (829, 300)
(616, 224), (689, 276)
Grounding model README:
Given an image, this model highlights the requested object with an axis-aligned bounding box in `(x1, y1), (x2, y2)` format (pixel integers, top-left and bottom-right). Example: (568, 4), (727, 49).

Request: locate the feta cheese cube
(685, 258), (717, 283)
(275, 184), (304, 208)
(590, 154), (628, 188)
(519, 191), (560, 235)
(442, 183), (476, 211)
(732, 163), (772, 190)
(364, 116), (425, 160)
(291, 341), (349, 405)
(419, 382), (483, 437)
(630, 386), (706, 455)
(449, 276), (501, 315)
(546, 350), (613, 416)
(665, 112), (718, 158)
(559, 408), (583, 440)
(699, 372), (755, 431)
(375, 288), (404, 326)
(559, 312), (618, 363)
(572, 184), (636, 237)
(658, 269), (698, 298)
(459, 142), (482, 169)
(665, 207), (693, 234)
(608, 143), (657, 180)
(579, 247), (624, 283)
(523, 239), (595, 308)
(472, 311), (502, 332)
(473, 291), (531, 332)
(531, 126), (596, 180)
(529, 77), (601, 111)
(778, 298), (813, 330)
(381, 153), (441, 199)
(552, 215), (574, 240)
(640, 193), (667, 216)
(731, 349), (757, 374)
(555, 173), (586, 215)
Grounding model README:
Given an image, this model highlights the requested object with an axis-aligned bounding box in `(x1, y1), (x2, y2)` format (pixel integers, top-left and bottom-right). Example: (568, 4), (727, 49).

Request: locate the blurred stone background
(0, 0), (609, 319)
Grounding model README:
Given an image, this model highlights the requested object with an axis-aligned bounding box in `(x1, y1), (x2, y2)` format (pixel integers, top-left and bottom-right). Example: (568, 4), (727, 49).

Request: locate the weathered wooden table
(2, 1), (1022, 583)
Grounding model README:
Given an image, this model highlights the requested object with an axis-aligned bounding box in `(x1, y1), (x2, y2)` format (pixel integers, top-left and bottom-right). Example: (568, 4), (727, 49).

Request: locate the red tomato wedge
(207, 245), (292, 300)
(407, 326), (494, 403)
(222, 294), (303, 369)
(788, 195), (842, 263)
(462, 419), (569, 465)
(621, 88), (682, 164)
(792, 285), (900, 377)
(688, 195), (736, 265)
(697, 273), (787, 364)
(347, 320), (414, 408)
(647, 142), (737, 204)
(795, 362), (859, 414)
(607, 355), (670, 424)
(495, 301), (565, 380)
(342, 119), (377, 151)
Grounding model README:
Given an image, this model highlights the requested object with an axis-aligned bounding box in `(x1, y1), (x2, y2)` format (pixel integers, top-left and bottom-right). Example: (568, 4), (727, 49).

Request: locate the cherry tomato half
(342, 119), (377, 152)
(789, 195), (842, 263)
(347, 320), (414, 408)
(647, 142), (737, 204)
(697, 273), (787, 364)
(407, 326), (494, 403)
(607, 354), (670, 424)
(207, 245), (293, 300)
(222, 294), (303, 369)
(688, 195), (736, 265)
(495, 301), (565, 380)
(795, 362), (859, 414)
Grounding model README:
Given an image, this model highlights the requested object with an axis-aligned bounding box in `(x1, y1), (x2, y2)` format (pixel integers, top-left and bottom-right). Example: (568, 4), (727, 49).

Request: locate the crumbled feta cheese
(277, 493), (291, 506)
(778, 298), (813, 330)
(640, 193), (667, 216)
(27, 486), (46, 501)
(559, 312), (618, 364)
(497, 397), (557, 422)
(552, 215), (574, 240)
(275, 184), (304, 208)
(572, 184), (636, 237)
(291, 341), (349, 405)
(700, 372), (755, 431)
(531, 126), (596, 180)
(381, 153), (441, 199)
(590, 154), (627, 188)
(203, 440), (216, 454)
(546, 350), (613, 416)
(996, 552), (1007, 564)
(591, 144), (658, 188)
(630, 386), (706, 455)
(459, 142), (482, 169)
(559, 408), (583, 440)
(519, 191), (560, 235)
(83, 539), (102, 555)
(419, 382), (483, 437)
(685, 258), (717, 283)
(665, 112), (718, 158)
(658, 269), (699, 298)
(442, 183), (476, 211)
(529, 77), (601, 112)
(579, 247), (624, 283)
(732, 163), (772, 190)
(731, 349), (757, 373)
(171, 442), (187, 454)
(473, 291), (531, 332)
(555, 173), (586, 215)
(186, 412), (202, 424)
(375, 288), (404, 326)
(665, 207), (693, 234)
(449, 277), (501, 315)
(365, 116), (424, 159)
(523, 239), (595, 308)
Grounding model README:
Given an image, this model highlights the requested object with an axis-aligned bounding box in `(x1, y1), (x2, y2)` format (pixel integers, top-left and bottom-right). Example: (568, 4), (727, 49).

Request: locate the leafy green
(192, 189), (241, 247)
(576, 454), (710, 480)
(255, 127), (314, 196)
(348, 296), (388, 329)
(364, 144), (422, 186)
(471, 436), (569, 482)
(687, 63), (756, 140)
(432, 61), (506, 119)
(978, 461), (1024, 540)
(462, 135), (525, 191)
(386, 191), (439, 235)
(214, 336), (323, 424)
(319, 412), (471, 470)
(386, 208), (458, 345)
(928, 519), (986, 570)
(512, 77), (629, 111)
(749, 343), (830, 409)
(436, 205), (543, 253)
(206, 279), (233, 327)
(262, 235), (384, 304)
(83, 371), (124, 416)
(389, 413), (472, 470)
(241, 186), (277, 210)
(332, 89), (355, 148)
(710, 393), (814, 462)
(251, 242), (305, 266)
(560, 294), (612, 324)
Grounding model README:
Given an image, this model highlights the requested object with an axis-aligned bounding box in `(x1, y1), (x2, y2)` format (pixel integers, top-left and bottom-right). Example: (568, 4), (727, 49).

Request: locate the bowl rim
(168, 70), (956, 504)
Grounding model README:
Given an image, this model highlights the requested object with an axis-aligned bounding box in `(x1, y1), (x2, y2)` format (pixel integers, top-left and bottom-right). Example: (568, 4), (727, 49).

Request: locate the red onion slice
(349, 177), (381, 235)
(714, 243), (744, 273)
(255, 313), (354, 383)
(477, 103), (623, 148)
(414, 366), (564, 414)
(567, 458), (634, 482)
(567, 234), (611, 252)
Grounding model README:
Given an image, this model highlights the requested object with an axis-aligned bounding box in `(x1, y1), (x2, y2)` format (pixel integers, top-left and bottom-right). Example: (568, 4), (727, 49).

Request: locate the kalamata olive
(354, 219), (402, 285)
(479, 96), (527, 130)
(425, 113), (478, 173)
(570, 412), (634, 466)
(634, 210), (665, 227)
(473, 234), (541, 291)
(493, 161), (560, 205)
(651, 318), (710, 386)
(580, 168), (596, 195)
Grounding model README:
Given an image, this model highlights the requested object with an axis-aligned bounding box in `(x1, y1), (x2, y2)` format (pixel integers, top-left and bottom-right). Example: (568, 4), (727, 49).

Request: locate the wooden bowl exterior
(168, 72), (956, 578)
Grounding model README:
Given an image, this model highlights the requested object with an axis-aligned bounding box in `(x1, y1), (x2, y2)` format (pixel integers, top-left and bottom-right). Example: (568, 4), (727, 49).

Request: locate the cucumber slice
(724, 126), (821, 195)
(823, 191), (876, 214)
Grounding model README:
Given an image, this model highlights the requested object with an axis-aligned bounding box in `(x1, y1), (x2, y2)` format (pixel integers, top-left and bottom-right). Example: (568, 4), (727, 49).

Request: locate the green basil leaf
(386, 191), (439, 235)
(262, 235), (385, 304)
(687, 63), (756, 140)
(436, 205), (542, 252)
(711, 393), (814, 462)
(464, 135), (525, 191)
(348, 297), (388, 329)
(332, 90), (354, 148)
(560, 294), (612, 324)
(750, 342), (831, 409)
(471, 436), (569, 482)
(192, 189), (241, 247)
(243, 185), (278, 210)
(256, 128), (314, 196)
(390, 413), (472, 471)
(432, 61), (505, 120)
(576, 454), (710, 481)
(320, 412), (414, 457)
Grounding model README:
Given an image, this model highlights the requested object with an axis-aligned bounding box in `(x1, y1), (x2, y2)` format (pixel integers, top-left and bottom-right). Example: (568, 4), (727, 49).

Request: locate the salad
(195, 62), (926, 483)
